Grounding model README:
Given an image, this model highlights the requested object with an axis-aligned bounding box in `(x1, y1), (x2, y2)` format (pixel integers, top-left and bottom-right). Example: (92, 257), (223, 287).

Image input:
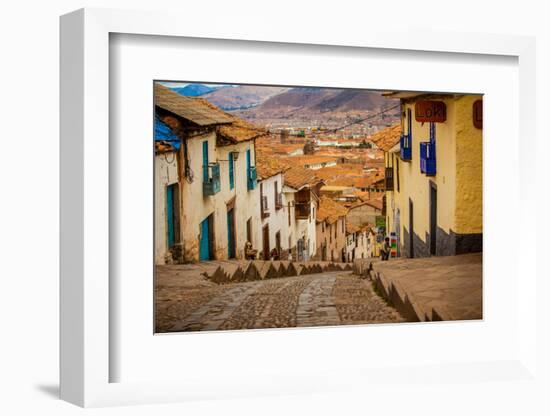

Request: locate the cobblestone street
(156, 266), (405, 332)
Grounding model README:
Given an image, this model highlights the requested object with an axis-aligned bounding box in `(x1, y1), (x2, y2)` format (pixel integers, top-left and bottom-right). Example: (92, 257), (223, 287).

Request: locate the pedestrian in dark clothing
(380, 237), (391, 261)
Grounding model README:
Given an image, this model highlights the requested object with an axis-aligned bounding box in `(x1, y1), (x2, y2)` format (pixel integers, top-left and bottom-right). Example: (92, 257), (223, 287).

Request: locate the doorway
(199, 214), (214, 261)
(275, 231), (281, 259)
(227, 208), (236, 259)
(166, 183), (179, 249)
(262, 225), (270, 260)
(429, 182), (437, 256)
(408, 199), (414, 258)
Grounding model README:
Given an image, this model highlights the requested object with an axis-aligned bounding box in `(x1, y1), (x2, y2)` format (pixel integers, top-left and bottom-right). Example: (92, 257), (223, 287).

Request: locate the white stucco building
(154, 84), (263, 263)
(281, 165), (323, 261)
(256, 165), (287, 260)
(154, 142), (180, 265)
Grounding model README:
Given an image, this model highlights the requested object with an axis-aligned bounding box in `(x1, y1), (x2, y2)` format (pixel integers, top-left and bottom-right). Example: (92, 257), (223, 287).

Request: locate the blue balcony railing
(420, 142), (436, 176)
(247, 166), (257, 190)
(400, 134), (412, 161)
(203, 162), (221, 196)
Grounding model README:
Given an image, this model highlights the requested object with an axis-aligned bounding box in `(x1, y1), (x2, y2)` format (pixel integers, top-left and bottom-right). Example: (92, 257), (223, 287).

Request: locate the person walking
(380, 237), (391, 261)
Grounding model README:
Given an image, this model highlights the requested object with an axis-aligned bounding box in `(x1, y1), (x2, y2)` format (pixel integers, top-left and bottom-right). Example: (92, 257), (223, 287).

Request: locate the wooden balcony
(384, 166), (394, 191)
(247, 166), (257, 190)
(203, 163), (221, 196)
(295, 201), (310, 220)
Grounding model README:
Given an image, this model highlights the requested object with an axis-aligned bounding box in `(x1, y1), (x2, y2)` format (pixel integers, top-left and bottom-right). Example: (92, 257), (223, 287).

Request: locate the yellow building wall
(454, 95), (483, 234)
(385, 94), (482, 257)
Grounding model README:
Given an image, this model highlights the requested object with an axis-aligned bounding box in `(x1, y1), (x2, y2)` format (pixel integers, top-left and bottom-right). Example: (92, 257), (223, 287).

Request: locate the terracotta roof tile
(256, 154), (287, 180)
(283, 164), (323, 190)
(369, 124), (401, 151)
(154, 84), (233, 126)
(317, 197), (348, 224)
(155, 84), (265, 143)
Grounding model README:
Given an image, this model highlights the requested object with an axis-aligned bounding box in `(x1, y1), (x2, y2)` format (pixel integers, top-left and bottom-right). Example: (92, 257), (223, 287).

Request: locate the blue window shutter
(229, 153), (235, 190)
(202, 141), (209, 182)
(166, 185), (175, 248)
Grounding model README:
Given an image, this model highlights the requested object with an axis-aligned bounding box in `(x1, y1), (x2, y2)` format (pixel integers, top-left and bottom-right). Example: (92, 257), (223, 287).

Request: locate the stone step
(270, 261), (285, 278)
(242, 261), (260, 282)
(254, 261), (279, 280)
(222, 262), (244, 282)
(296, 263), (311, 276)
(208, 266), (229, 284)
(284, 262), (298, 277)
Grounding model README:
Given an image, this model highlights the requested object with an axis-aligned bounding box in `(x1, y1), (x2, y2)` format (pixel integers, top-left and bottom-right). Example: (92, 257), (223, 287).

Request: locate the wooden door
(227, 208), (236, 259)
(199, 216), (211, 261)
(262, 225), (270, 260)
(166, 184), (176, 248)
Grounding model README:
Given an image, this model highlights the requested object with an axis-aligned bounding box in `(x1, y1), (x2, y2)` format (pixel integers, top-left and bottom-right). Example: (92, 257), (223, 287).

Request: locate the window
(288, 202), (291, 226)
(246, 217), (252, 244)
(396, 157), (400, 192)
(202, 141), (209, 182)
(229, 152), (235, 190)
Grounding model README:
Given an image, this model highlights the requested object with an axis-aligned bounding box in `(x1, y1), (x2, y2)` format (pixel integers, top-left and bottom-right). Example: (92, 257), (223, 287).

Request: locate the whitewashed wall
(258, 173), (287, 257)
(154, 150), (179, 264)
(180, 131), (260, 261)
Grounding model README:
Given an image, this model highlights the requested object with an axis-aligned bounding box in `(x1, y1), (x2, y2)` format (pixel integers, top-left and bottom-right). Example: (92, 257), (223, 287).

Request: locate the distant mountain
(254, 87), (389, 114)
(202, 85), (289, 110)
(171, 84), (214, 97)
(311, 89), (389, 112)
(258, 88), (332, 110)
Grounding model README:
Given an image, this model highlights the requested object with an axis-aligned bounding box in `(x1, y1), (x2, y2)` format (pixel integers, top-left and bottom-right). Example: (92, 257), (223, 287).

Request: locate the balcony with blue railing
(400, 134), (412, 161)
(420, 142), (436, 176)
(247, 165), (257, 190)
(203, 162), (221, 196)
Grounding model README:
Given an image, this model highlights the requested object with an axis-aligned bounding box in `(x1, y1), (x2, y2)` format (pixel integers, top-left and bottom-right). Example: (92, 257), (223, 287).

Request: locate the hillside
(202, 85), (289, 110)
(171, 84), (214, 97)
(250, 87), (389, 114)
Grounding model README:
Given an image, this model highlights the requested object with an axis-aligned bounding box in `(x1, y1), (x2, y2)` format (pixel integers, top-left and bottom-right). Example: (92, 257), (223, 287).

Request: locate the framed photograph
(60, 8), (538, 408)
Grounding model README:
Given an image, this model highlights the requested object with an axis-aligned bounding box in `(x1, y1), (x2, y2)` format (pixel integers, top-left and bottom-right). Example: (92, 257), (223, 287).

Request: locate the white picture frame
(60, 8), (538, 408)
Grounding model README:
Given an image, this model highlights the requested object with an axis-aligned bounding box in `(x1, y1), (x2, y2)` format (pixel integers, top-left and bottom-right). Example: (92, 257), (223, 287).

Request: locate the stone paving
(367, 253), (483, 322)
(155, 266), (405, 333)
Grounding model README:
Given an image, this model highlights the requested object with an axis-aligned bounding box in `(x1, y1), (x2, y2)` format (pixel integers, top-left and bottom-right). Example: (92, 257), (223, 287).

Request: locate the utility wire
(269, 103), (400, 137)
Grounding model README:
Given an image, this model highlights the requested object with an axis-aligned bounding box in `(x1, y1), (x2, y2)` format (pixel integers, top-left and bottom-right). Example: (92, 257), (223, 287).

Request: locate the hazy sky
(158, 81), (234, 88)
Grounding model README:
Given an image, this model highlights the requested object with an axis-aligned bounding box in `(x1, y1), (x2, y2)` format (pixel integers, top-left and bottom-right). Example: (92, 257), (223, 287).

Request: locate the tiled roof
(317, 197), (348, 224)
(154, 84), (233, 126)
(369, 124), (401, 152)
(290, 155), (339, 166)
(256, 154), (287, 181)
(283, 164), (323, 190)
(197, 98), (266, 144)
(348, 199), (383, 211)
(155, 84), (265, 144)
(346, 222), (361, 234)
